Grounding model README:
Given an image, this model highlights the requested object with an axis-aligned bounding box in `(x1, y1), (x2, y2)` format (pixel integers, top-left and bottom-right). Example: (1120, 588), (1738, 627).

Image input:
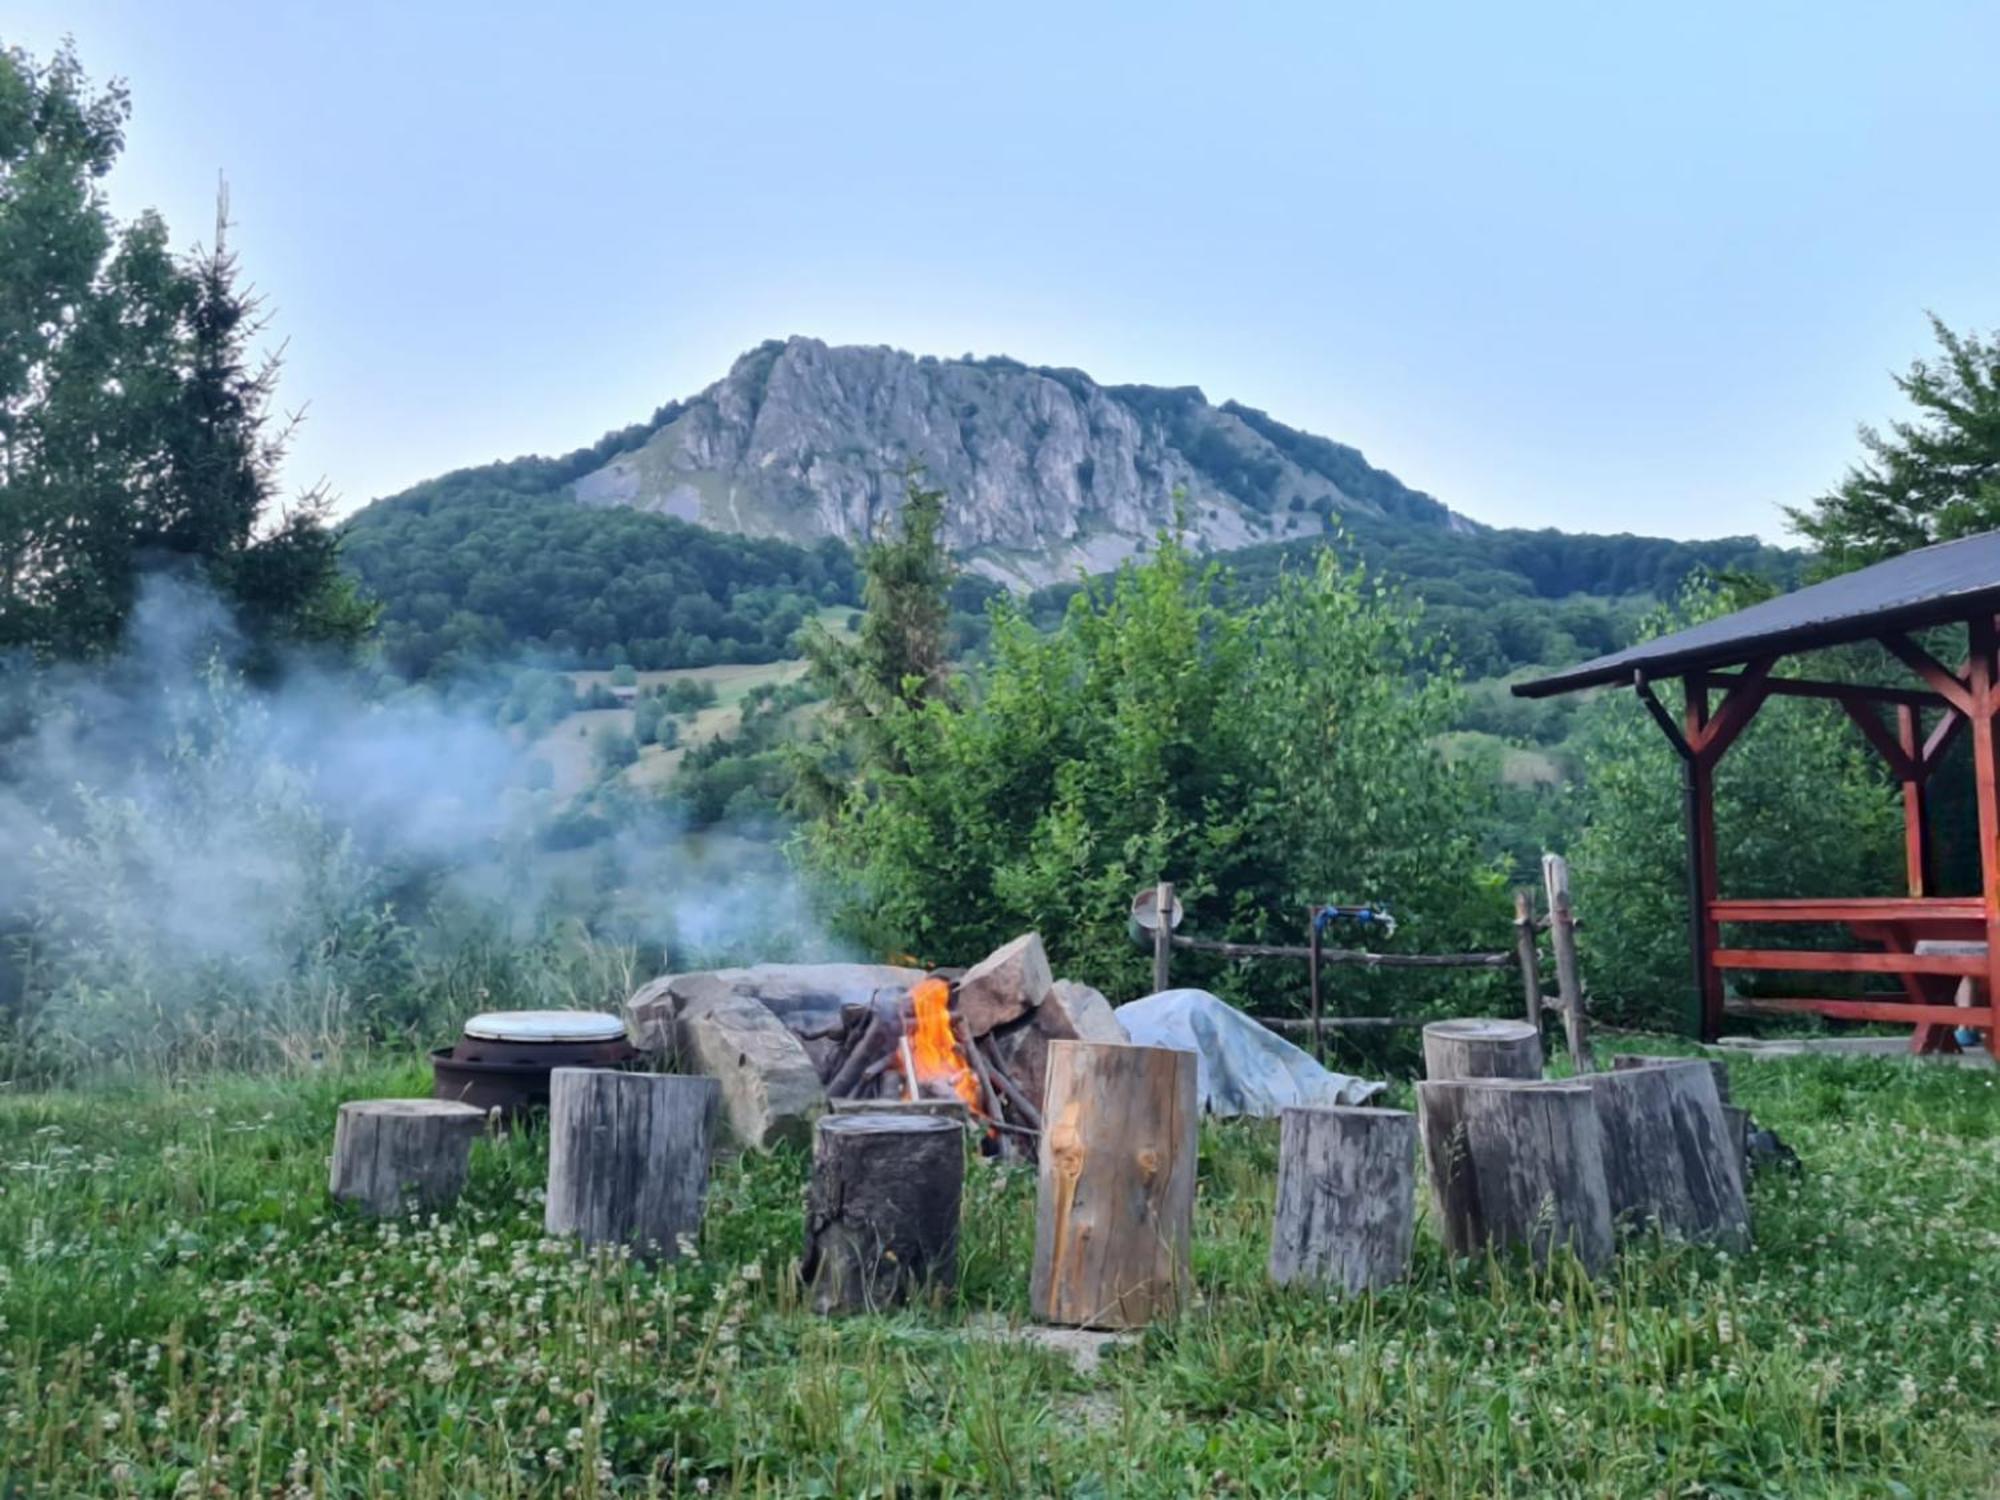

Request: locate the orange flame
(905, 978), (984, 1114)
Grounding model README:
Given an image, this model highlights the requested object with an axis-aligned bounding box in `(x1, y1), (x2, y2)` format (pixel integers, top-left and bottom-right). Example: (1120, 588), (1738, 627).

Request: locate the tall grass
(0, 1052), (1995, 1494)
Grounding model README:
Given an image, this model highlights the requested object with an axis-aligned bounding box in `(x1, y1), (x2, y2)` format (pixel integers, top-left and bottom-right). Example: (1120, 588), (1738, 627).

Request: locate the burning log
(824, 990), (908, 1099)
(978, 1041), (1044, 1133)
(803, 1113), (964, 1313)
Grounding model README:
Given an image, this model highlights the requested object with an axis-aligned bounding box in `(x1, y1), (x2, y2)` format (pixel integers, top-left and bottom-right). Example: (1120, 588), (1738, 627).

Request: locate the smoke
(0, 572), (840, 1064)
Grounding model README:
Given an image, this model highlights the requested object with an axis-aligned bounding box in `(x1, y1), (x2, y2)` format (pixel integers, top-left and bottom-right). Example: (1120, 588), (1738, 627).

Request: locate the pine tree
(0, 42), (370, 662)
(791, 472), (957, 813)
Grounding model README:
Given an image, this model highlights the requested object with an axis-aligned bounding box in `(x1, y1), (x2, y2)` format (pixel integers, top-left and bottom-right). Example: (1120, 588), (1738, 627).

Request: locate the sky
(11, 1), (1999, 542)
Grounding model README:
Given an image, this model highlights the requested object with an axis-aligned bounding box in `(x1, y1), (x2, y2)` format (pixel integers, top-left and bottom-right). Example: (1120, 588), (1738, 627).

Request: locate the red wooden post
(1684, 676), (1725, 1042)
(1969, 616), (2000, 1060)
(1897, 704), (1933, 898)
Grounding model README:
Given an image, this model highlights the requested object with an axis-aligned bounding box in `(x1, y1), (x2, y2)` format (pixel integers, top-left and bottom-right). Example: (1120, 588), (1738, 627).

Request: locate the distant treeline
(1023, 516), (1801, 679)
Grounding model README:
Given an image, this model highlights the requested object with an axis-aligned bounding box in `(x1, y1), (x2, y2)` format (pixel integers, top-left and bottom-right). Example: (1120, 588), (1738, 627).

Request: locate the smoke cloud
(0, 572), (840, 1065)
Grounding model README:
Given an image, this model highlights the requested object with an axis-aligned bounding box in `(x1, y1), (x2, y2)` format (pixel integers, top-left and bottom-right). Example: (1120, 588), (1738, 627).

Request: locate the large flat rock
(627, 963), (925, 1051)
(671, 978), (826, 1152)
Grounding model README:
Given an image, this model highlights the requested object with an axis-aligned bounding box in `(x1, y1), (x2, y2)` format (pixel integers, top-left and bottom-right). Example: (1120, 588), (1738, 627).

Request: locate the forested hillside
(346, 474), (1799, 690)
(341, 489), (858, 681)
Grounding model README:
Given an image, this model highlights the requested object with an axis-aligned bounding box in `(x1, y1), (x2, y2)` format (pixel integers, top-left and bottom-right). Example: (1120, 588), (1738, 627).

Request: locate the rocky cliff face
(571, 337), (1475, 586)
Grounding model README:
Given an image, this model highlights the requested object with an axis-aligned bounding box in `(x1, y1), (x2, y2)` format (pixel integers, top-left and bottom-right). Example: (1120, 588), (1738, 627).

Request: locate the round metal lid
(461, 1009), (627, 1043)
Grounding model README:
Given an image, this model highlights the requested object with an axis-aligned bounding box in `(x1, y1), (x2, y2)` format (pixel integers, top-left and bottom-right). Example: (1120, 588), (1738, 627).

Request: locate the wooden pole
(329, 1099), (487, 1218)
(1514, 888), (1543, 1030)
(1543, 853), (1594, 1071)
(1152, 881), (1174, 994)
(803, 1113), (964, 1313)
(544, 1069), (719, 1260)
(1268, 1106), (1416, 1295)
(1421, 1018), (1543, 1080)
(1970, 615), (2000, 1061)
(1683, 677), (1725, 1042)
(1417, 1078), (1614, 1273)
(1308, 906), (1324, 1060)
(1898, 704), (1934, 897)
(1579, 1060), (1749, 1248)
(1032, 1041), (1197, 1329)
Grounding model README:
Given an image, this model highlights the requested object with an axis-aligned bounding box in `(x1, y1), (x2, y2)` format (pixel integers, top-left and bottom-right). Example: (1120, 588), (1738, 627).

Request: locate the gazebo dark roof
(1512, 529), (2000, 699)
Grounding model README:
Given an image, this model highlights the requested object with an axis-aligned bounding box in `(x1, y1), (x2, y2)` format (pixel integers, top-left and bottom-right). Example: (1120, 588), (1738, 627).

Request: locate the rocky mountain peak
(569, 337), (1474, 587)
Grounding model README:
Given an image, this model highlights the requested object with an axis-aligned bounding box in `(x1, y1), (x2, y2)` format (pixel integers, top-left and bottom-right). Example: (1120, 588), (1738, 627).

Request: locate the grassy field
(1, 1049), (1996, 1496)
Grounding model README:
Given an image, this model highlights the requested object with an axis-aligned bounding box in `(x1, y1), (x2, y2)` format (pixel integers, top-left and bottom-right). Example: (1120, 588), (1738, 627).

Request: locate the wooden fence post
(1514, 888), (1543, 1030)
(1152, 881), (1174, 994)
(1542, 853), (1594, 1072)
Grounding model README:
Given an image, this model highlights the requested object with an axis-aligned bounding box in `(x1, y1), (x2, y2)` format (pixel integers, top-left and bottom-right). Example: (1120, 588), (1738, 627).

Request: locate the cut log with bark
(330, 1099), (488, 1218)
(1268, 1105), (1416, 1295)
(1580, 1060), (1749, 1248)
(1422, 1018), (1544, 1081)
(1417, 1078), (1613, 1272)
(1031, 1041), (1198, 1329)
(544, 1069), (719, 1260)
(802, 1112), (966, 1313)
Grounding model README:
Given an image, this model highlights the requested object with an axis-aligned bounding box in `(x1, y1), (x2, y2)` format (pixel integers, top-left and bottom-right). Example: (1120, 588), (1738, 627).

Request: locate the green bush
(800, 534), (1506, 1008)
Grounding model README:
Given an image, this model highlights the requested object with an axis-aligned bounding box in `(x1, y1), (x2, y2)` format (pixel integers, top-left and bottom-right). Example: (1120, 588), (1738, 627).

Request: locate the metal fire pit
(431, 1010), (637, 1118)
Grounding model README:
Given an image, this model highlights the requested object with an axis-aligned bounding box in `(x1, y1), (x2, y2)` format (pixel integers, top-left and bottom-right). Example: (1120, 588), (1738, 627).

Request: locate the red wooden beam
(1968, 613), (2000, 1060)
(1686, 676), (1724, 1040)
(1899, 704), (1933, 896)
(1728, 997), (1990, 1028)
(1839, 697), (1921, 781)
(1708, 670), (1947, 711)
(1710, 947), (1987, 976)
(1693, 657), (1774, 767)
(1881, 633), (1976, 715)
(1924, 707), (1967, 768)
(1709, 896), (1985, 922)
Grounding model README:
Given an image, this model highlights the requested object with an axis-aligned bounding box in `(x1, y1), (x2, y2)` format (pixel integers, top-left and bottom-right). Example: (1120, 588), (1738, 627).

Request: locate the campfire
(808, 934), (1104, 1152)
(903, 978), (984, 1112)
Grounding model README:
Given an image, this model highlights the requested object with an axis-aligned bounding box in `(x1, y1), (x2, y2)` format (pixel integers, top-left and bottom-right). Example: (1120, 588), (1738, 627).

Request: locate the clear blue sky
(12, 1), (1998, 540)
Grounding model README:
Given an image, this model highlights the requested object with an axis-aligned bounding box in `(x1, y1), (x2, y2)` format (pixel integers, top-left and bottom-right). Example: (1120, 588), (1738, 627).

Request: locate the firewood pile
(799, 933), (1125, 1155)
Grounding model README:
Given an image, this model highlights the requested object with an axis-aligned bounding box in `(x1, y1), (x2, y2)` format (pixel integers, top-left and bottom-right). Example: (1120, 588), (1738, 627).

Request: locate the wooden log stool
(1422, 1018), (1544, 1081)
(1417, 1077), (1613, 1272)
(1268, 1105), (1416, 1295)
(544, 1069), (719, 1260)
(1031, 1041), (1198, 1329)
(1612, 1053), (1751, 1181)
(1583, 1060), (1749, 1248)
(330, 1099), (488, 1218)
(802, 1112), (965, 1314)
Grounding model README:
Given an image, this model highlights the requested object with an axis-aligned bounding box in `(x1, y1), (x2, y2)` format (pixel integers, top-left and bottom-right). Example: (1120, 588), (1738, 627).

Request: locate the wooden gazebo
(1515, 531), (2000, 1058)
